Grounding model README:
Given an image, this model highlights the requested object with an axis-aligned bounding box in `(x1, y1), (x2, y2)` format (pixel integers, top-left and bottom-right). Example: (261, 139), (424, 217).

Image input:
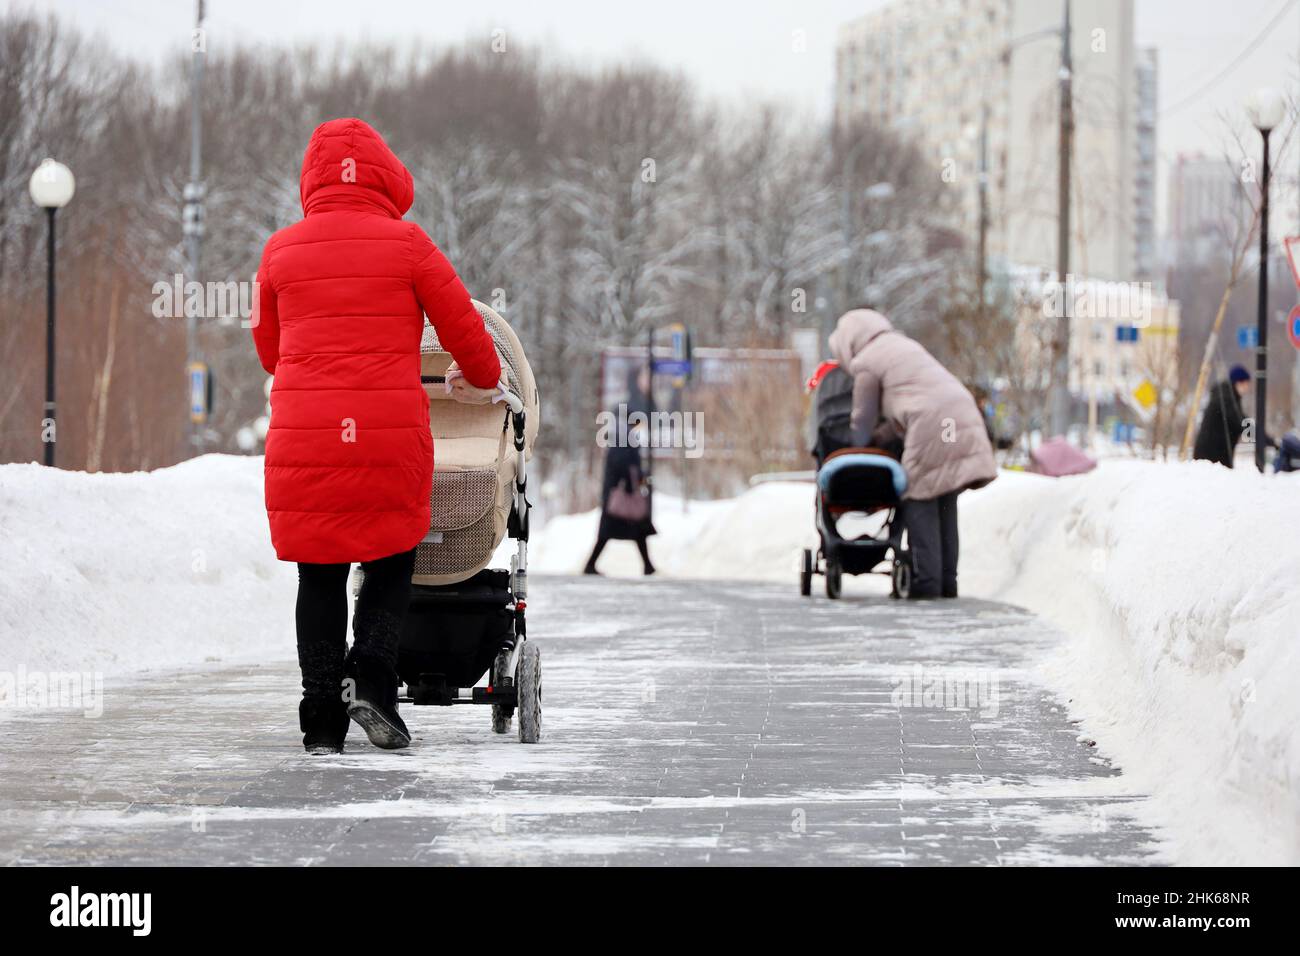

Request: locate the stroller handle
(422, 373), (524, 414)
(496, 387), (524, 415)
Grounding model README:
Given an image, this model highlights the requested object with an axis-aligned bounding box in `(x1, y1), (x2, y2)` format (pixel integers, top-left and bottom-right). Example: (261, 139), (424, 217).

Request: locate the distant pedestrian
(1275, 430), (1300, 473)
(1193, 366), (1251, 468)
(584, 419), (656, 576)
(829, 309), (997, 599)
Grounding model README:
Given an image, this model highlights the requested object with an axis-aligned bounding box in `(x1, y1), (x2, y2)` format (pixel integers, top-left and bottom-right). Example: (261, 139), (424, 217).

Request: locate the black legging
(586, 533), (652, 572)
(295, 548), (416, 699)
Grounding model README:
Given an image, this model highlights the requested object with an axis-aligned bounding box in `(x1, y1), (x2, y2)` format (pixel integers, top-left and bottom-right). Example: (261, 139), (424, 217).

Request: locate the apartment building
(835, 0), (1142, 282)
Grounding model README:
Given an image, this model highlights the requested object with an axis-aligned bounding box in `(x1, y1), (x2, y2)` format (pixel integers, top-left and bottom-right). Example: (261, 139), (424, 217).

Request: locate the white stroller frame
(382, 301), (544, 742)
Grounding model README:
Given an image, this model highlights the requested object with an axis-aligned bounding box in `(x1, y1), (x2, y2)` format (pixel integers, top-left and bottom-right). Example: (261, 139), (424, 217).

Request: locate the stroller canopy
(817, 452), (908, 500)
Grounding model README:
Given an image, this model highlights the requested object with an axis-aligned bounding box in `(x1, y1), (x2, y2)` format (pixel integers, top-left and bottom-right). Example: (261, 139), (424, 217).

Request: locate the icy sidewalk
(0, 577), (1163, 866)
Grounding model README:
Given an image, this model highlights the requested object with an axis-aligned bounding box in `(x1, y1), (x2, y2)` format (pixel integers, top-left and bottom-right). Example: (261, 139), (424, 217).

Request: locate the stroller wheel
(799, 548), (813, 597)
(825, 559), (842, 600)
(891, 552), (912, 600)
(490, 649), (514, 734)
(516, 642), (542, 744)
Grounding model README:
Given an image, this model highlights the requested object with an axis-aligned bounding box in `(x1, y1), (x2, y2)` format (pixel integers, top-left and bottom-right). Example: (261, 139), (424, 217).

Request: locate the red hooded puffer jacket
(251, 118), (501, 564)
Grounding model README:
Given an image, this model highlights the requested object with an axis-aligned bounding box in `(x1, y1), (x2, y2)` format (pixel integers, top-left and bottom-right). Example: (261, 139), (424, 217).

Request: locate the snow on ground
(0, 455), (298, 679)
(960, 462), (1300, 867)
(2, 452), (1297, 864)
(535, 461), (1300, 866)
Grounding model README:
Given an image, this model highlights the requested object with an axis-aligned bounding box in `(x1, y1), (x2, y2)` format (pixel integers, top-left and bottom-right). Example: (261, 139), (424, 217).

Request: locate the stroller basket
(414, 470), (500, 579)
(401, 569), (514, 692)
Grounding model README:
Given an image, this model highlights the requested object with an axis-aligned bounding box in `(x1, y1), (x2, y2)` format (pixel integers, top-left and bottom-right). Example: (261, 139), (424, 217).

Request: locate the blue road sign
(652, 358), (692, 378)
(1237, 326), (1260, 349)
(188, 362), (209, 423)
(1115, 325), (1140, 343)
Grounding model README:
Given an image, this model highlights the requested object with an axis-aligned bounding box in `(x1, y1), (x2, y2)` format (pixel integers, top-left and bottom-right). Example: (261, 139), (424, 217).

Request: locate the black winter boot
(299, 696), (349, 754)
(344, 610), (410, 749)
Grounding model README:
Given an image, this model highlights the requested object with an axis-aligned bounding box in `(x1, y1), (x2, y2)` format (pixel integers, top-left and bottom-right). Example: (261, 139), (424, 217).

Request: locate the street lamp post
(28, 159), (76, 467)
(1247, 87), (1285, 473)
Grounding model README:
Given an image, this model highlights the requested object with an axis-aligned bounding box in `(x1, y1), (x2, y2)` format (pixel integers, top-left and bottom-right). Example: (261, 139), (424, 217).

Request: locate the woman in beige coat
(828, 309), (997, 598)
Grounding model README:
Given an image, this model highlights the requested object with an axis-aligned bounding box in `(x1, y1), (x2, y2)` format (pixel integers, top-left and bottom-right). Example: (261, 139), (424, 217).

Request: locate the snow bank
(0, 455), (298, 681)
(960, 462), (1300, 867)
(530, 483), (820, 581)
(532, 462), (1300, 864)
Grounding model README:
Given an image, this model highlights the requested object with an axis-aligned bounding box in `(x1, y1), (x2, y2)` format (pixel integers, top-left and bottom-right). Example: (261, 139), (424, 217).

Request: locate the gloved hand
(444, 363), (505, 405)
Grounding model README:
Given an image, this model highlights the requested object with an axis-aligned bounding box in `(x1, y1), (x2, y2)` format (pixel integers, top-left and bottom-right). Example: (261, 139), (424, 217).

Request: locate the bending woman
(252, 118), (501, 753)
(829, 309), (996, 599)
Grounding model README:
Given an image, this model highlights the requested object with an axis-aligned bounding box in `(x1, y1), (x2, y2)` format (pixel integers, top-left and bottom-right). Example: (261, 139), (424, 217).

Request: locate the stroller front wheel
(891, 552), (912, 600)
(516, 642), (542, 744)
(799, 548), (813, 596)
(825, 558), (842, 600)
(490, 649), (514, 733)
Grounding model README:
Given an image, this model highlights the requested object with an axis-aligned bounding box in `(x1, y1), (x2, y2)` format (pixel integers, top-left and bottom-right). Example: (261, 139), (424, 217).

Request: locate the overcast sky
(15, 0), (1300, 228)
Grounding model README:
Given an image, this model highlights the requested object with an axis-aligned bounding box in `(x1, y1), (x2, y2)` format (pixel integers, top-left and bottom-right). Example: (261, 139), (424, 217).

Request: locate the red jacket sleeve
(410, 225), (501, 389)
(251, 239), (280, 375)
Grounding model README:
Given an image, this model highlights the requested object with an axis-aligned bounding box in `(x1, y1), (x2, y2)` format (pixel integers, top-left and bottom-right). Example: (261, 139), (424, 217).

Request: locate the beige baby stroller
(394, 300), (542, 742)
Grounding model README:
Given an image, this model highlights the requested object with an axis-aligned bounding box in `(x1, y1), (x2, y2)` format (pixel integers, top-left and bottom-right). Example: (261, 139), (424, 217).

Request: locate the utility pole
(977, 102), (990, 324)
(841, 140), (855, 316)
(1255, 127), (1271, 473)
(183, 0), (207, 454)
(1048, 0), (1073, 439)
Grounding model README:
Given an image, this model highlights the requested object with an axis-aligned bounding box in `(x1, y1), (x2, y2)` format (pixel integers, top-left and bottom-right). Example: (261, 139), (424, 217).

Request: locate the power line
(1161, 0), (1297, 117)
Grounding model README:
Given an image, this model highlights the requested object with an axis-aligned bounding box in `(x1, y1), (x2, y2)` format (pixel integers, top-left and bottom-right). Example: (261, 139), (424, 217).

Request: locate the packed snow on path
(2, 453), (1297, 864)
(534, 460), (1300, 866)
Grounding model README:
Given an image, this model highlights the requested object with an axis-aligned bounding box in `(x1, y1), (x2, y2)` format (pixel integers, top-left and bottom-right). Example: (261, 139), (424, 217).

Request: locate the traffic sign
(188, 361), (210, 424)
(1115, 325), (1140, 343)
(1133, 379), (1157, 409)
(669, 324), (687, 360)
(1288, 304), (1300, 351)
(1284, 235), (1300, 289)
(1237, 326), (1259, 350)
(652, 358), (692, 378)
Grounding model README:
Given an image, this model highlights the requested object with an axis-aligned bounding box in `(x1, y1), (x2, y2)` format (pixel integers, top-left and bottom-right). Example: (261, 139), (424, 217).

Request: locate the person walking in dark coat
(1193, 366), (1251, 468)
(584, 429), (656, 576)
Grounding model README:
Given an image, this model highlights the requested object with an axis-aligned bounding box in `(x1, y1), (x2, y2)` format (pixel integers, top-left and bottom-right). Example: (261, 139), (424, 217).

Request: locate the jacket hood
(299, 118), (414, 218)
(829, 309), (894, 364)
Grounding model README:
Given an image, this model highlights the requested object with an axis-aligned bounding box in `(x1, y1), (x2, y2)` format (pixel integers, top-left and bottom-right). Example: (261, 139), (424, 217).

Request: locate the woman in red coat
(252, 118), (501, 753)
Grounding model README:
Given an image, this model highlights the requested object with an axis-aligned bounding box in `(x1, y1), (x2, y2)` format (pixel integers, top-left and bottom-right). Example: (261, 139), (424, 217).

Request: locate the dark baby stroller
(363, 301), (543, 742)
(799, 363), (913, 599)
